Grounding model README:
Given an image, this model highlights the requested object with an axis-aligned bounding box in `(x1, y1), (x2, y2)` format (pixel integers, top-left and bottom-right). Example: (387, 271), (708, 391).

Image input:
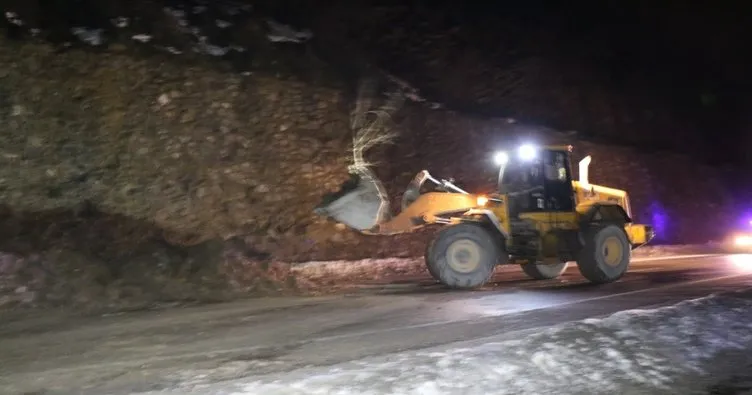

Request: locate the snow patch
(266, 20), (313, 43)
(216, 19), (232, 29)
(164, 7), (189, 28)
(112, 17), (129, 28)
(209, 293), (752, 395)
(157, 94), (171, 106)
(164, 46), (183, 55)
(5, 11), (23, 26)
(385, 73), (443, 109)
(289, 244), (723, 282)
(71, 27), (105, 46)
(290, 257), (425, 283)
(195, 39), (230, 57)
(132, 34), (152, 43)
(284, 243), (720, 282)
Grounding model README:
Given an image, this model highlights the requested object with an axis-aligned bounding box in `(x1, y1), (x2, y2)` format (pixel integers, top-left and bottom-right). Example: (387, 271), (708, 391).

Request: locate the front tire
(425, 223), (501, 289)
(424, 238), (440, 280)
(522, 261), (568, 280)
(576, 224), (631, 284)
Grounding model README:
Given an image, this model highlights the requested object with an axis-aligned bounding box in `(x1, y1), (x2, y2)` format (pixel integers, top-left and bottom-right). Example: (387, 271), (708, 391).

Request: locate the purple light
(648, 201), (669, 242)
(736, 210), (752, 229)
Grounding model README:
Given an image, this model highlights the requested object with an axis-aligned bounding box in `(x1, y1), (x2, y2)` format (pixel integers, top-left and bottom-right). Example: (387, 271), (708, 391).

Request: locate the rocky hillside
(5, 0), (748, 157)
(0, 1), (743, 310)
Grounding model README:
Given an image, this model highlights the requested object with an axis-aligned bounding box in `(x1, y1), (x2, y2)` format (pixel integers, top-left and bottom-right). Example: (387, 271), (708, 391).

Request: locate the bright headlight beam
(735, 235), (752, 246)
(518, 144), (536, 161)
(493, 151), (509, 165)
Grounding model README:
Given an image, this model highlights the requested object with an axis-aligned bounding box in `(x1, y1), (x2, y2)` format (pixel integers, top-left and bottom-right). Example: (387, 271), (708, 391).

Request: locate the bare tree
(347, 78), (404, 221)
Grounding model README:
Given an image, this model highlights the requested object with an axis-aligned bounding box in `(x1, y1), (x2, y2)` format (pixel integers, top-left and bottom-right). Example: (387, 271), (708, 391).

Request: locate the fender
(463, 208), (510, 239)
(577, 202), (632, 225)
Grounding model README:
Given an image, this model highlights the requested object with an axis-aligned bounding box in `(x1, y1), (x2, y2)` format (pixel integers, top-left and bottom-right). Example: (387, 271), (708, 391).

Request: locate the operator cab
(495, 144), (575, 217)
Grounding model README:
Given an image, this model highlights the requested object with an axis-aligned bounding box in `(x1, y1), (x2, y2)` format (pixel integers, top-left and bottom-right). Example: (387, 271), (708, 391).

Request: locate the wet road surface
(2, 253), (752, 394)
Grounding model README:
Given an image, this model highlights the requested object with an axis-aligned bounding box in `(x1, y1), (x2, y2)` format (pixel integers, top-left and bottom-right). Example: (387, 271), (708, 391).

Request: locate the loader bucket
(314, 171), (391, 232)
(316, 169), (479, 236)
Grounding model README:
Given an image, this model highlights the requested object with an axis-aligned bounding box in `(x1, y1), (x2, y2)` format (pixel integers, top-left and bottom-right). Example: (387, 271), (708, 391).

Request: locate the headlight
(518, 144), (537, 161)
(476, 195), (489, 207)
(493, 151), (509, 165)
(734, 235), (752, 246)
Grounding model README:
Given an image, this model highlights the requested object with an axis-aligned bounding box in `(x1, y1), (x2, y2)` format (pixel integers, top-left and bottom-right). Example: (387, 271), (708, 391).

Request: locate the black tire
(576, 224), (631, 284)
(424, 238), (441, 281)
(521, 261), (568, 280)
(425, 223), (501, 289)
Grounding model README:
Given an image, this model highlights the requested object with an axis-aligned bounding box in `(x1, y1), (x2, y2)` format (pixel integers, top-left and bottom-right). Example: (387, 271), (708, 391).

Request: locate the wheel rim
(445, 239), (482, 273)
(602, 236), (623, 266)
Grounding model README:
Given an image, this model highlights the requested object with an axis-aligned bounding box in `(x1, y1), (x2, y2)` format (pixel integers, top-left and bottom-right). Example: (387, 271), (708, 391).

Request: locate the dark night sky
(265, 0), (752, 164)
(452, 2), (752, 165)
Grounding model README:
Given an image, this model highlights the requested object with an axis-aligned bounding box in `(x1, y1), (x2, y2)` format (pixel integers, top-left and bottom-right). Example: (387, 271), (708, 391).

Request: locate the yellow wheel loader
(316, 144), (655, 288)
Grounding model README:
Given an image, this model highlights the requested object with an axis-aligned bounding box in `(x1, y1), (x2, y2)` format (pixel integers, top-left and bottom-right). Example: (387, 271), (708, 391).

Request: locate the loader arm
(316, 170), (482, 235)
(366, 192), (479, 235)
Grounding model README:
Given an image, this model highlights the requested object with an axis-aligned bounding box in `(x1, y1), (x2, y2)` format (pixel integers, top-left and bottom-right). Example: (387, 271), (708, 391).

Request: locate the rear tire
(521, 261), (568, 280)
(576, 224), (631, 284)
(425, 223), (501, 289)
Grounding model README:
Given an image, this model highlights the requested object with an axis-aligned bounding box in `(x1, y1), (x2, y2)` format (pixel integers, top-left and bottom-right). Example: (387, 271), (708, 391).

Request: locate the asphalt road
(2, 253), (752, 394)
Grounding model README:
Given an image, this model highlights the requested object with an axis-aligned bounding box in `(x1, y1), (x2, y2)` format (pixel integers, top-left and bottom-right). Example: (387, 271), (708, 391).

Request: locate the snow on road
(289, 243), (726, 286)
(151, 290), (752, 395)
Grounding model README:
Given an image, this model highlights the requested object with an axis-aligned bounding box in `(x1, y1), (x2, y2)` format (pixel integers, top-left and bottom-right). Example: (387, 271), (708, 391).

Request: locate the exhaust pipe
(579, 155), (592, 187)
